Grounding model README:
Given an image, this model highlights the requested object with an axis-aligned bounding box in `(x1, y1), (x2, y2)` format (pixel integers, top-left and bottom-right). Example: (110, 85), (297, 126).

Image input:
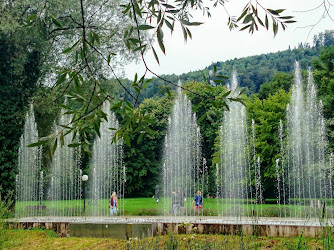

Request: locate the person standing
(191, 190), (203, 211)
(171, 188), (184, 215)
(109, 191), (118, 215)
(152, 185), (160, 203)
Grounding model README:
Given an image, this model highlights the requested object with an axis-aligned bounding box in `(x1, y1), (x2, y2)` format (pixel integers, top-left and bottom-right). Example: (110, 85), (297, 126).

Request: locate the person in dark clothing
(171, 188), (184, 215)
(152, 185), (160, 203)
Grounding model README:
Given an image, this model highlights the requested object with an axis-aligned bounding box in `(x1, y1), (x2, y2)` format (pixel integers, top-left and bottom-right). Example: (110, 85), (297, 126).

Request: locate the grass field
(15, 197), (334, 218)
(0, 229), (330, 249)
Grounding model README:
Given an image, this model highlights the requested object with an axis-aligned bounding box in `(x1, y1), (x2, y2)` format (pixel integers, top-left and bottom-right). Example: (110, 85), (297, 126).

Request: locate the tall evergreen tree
(0, 31), (41, 195)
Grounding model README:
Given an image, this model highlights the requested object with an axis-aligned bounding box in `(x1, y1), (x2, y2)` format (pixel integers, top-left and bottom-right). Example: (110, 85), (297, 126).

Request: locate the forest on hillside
(127, 31), (334, 100)
(1, 26), (334, 199)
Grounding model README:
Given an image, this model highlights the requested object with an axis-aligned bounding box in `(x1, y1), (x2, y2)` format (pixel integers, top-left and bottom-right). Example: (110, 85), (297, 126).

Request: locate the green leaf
(68, 143), (81, 147)
(276, 9), (285, 14)
(221, 90), (232, 98)
(206, 112), (214, 123)
(56, 73), (67, 86)
(240, 24), (251, 31)
(124, 134), (131, 147)
(60, 131), (64, 146)
(27, 14), (37, 22)
(186, 27), (192, 39)
(27, 141), (46, 147)
(216, 75), (228, 79)
(152, 46), (160, 65)
(145, 127), (157, 135)
(125, 100), (134, 109)
(107, 54), (111, 64)
(62, 40), (79, 54)
(134, 73), (138, 84)
(193, 103), (202, 112)
(197, 113), (206, 123)
(157, 28), (165, 54)
(181, 25), (187, 42)
(273, 21), (278, 37)
(136, 24), (155, 30)
(137, 133), (144, 144)
(256, 17), (264, 27)
(265, 15), (269, 30)
(237, 8), (248, 22)
(165, 19), (174, 33)
(243, 14), (253, 24)
(133, 44), (147, 52)
(94, 122), (101, 138)
(161, 4), (175, 9)
(51, 17), (62, 28)
(100, 110), (108, 121)
(166, 87), (171, 97)
(181, 20), (203, 26)
(110, 101), (122, 110)
(52, 138), (58, 155)
(267, 9), (279, 15)
(239, 87), (247, 95)
(278, 16), (294, 20)
(132, 0), (142, 17)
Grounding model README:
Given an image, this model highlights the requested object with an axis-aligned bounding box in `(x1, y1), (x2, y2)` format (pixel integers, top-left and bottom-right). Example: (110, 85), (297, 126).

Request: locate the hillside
(139, 30), (334, 99)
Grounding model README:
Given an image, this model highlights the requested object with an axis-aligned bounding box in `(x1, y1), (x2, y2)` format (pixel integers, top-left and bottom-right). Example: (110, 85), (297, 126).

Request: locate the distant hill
(135, 30), (334, 99)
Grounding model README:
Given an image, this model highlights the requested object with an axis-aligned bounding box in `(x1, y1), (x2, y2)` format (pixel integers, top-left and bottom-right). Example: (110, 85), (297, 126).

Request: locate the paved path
(9, 216), (333, 226)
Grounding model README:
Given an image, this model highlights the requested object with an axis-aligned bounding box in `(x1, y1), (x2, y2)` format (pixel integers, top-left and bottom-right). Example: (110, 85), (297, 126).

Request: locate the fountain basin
(7, 216), (332, 238)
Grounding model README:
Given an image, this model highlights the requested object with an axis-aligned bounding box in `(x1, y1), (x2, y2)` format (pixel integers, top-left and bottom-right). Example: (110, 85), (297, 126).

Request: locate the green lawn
(14, 197), (334, 218)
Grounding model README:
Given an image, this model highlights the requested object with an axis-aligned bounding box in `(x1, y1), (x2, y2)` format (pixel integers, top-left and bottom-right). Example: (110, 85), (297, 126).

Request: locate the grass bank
(1, 229), (329, 249)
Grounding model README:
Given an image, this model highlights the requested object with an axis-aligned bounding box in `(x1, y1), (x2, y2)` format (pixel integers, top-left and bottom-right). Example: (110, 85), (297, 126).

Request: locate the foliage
(246, 89), (291, 197)
(257, 72), (293, 99)
(182, 81), (232, 195)
(313, 30), (334, 48)
(312, 46), (334, 152)
(0, 29), (42, 195)
(0, 0), (331, 200)
(123, 95), (173, 196)
(19, 0), (295, 159)
(142, 46), (320, 100)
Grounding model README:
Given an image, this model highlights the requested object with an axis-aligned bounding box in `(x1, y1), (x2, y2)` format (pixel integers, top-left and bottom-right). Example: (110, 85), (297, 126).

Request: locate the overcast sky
(125, 0), (334, 79)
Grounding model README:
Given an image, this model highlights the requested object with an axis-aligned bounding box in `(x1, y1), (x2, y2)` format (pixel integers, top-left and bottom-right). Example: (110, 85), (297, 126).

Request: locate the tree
(312, 46), (334, 152)
(0, 31), (42, 195)
(0, 0), (296, 198)
(246, 89), (290, 198)
(257, 72), (293, 99)
(182, 81), (231, 194)
(123, 95), (173, 196)
(23, 0), (295, 157)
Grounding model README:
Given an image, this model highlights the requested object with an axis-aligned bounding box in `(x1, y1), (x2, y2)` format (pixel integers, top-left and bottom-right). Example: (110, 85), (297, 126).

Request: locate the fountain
(15, 104), (43, 218)
(12, 69), (334, 238)
(285, 62), (332, 218)
(217, 71), (254, 217)
(47, 106), (82, 216)
(162, 86), (204, 216)
(88, 101), (125, 216)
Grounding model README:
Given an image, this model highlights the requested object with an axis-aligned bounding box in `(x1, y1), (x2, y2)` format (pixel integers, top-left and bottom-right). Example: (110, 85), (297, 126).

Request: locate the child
(109, 191), (118, 215)
(191, 190), (203, 210)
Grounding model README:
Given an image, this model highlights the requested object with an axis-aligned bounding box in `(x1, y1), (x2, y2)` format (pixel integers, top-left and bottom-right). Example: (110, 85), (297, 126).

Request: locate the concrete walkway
(9, 215), (333, 226)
